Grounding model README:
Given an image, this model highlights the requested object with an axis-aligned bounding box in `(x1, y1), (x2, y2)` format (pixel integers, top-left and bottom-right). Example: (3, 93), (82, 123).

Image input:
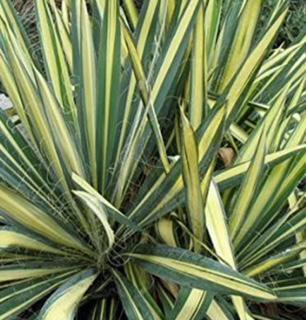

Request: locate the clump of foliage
(263, 0), (306, 45)
(285, 1), (306, 40)
(0, 0), (305, 319)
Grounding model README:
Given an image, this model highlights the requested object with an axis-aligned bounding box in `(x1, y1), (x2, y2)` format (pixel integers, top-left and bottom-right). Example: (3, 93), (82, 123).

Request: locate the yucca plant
(0, 0), (305, 319)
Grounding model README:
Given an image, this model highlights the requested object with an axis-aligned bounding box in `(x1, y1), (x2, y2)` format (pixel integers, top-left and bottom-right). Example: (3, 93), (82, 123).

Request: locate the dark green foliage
(263, 0), (306, 46)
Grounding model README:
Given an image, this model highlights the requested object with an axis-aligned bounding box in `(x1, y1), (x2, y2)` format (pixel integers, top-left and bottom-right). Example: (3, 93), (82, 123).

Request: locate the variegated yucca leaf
(0, 0), (305, 319)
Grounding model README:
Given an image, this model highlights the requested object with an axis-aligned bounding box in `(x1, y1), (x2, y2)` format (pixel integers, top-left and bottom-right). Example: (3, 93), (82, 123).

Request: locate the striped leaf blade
(0, 263), (74, 283)
(128, 244), (277, 300)
(205, 181), (253, 320)
(113, 271), (155, 320)
(219, 0), (263, 91)
(96, 0), (121, 192)
(0, 227), (63, 255)
(224, 8), (287, 119)
(207, 300), (235, 320)
(0, 185), (89, 253)
(0, 272), (76, 320)
(72, 0), (97, 187)
(168, 287), (213, 320)
(39, 270), (96, 320)
(181, 109), (205, 251)
(230, 130), (266, 240)
(73, 191), (115, 250)
(36, 0), (76, 119)
(190, 2), (207, 128)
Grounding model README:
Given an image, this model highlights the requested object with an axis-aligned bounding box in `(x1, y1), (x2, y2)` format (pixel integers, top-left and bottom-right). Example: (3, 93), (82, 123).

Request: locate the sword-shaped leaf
(128, 245), (276, 300)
